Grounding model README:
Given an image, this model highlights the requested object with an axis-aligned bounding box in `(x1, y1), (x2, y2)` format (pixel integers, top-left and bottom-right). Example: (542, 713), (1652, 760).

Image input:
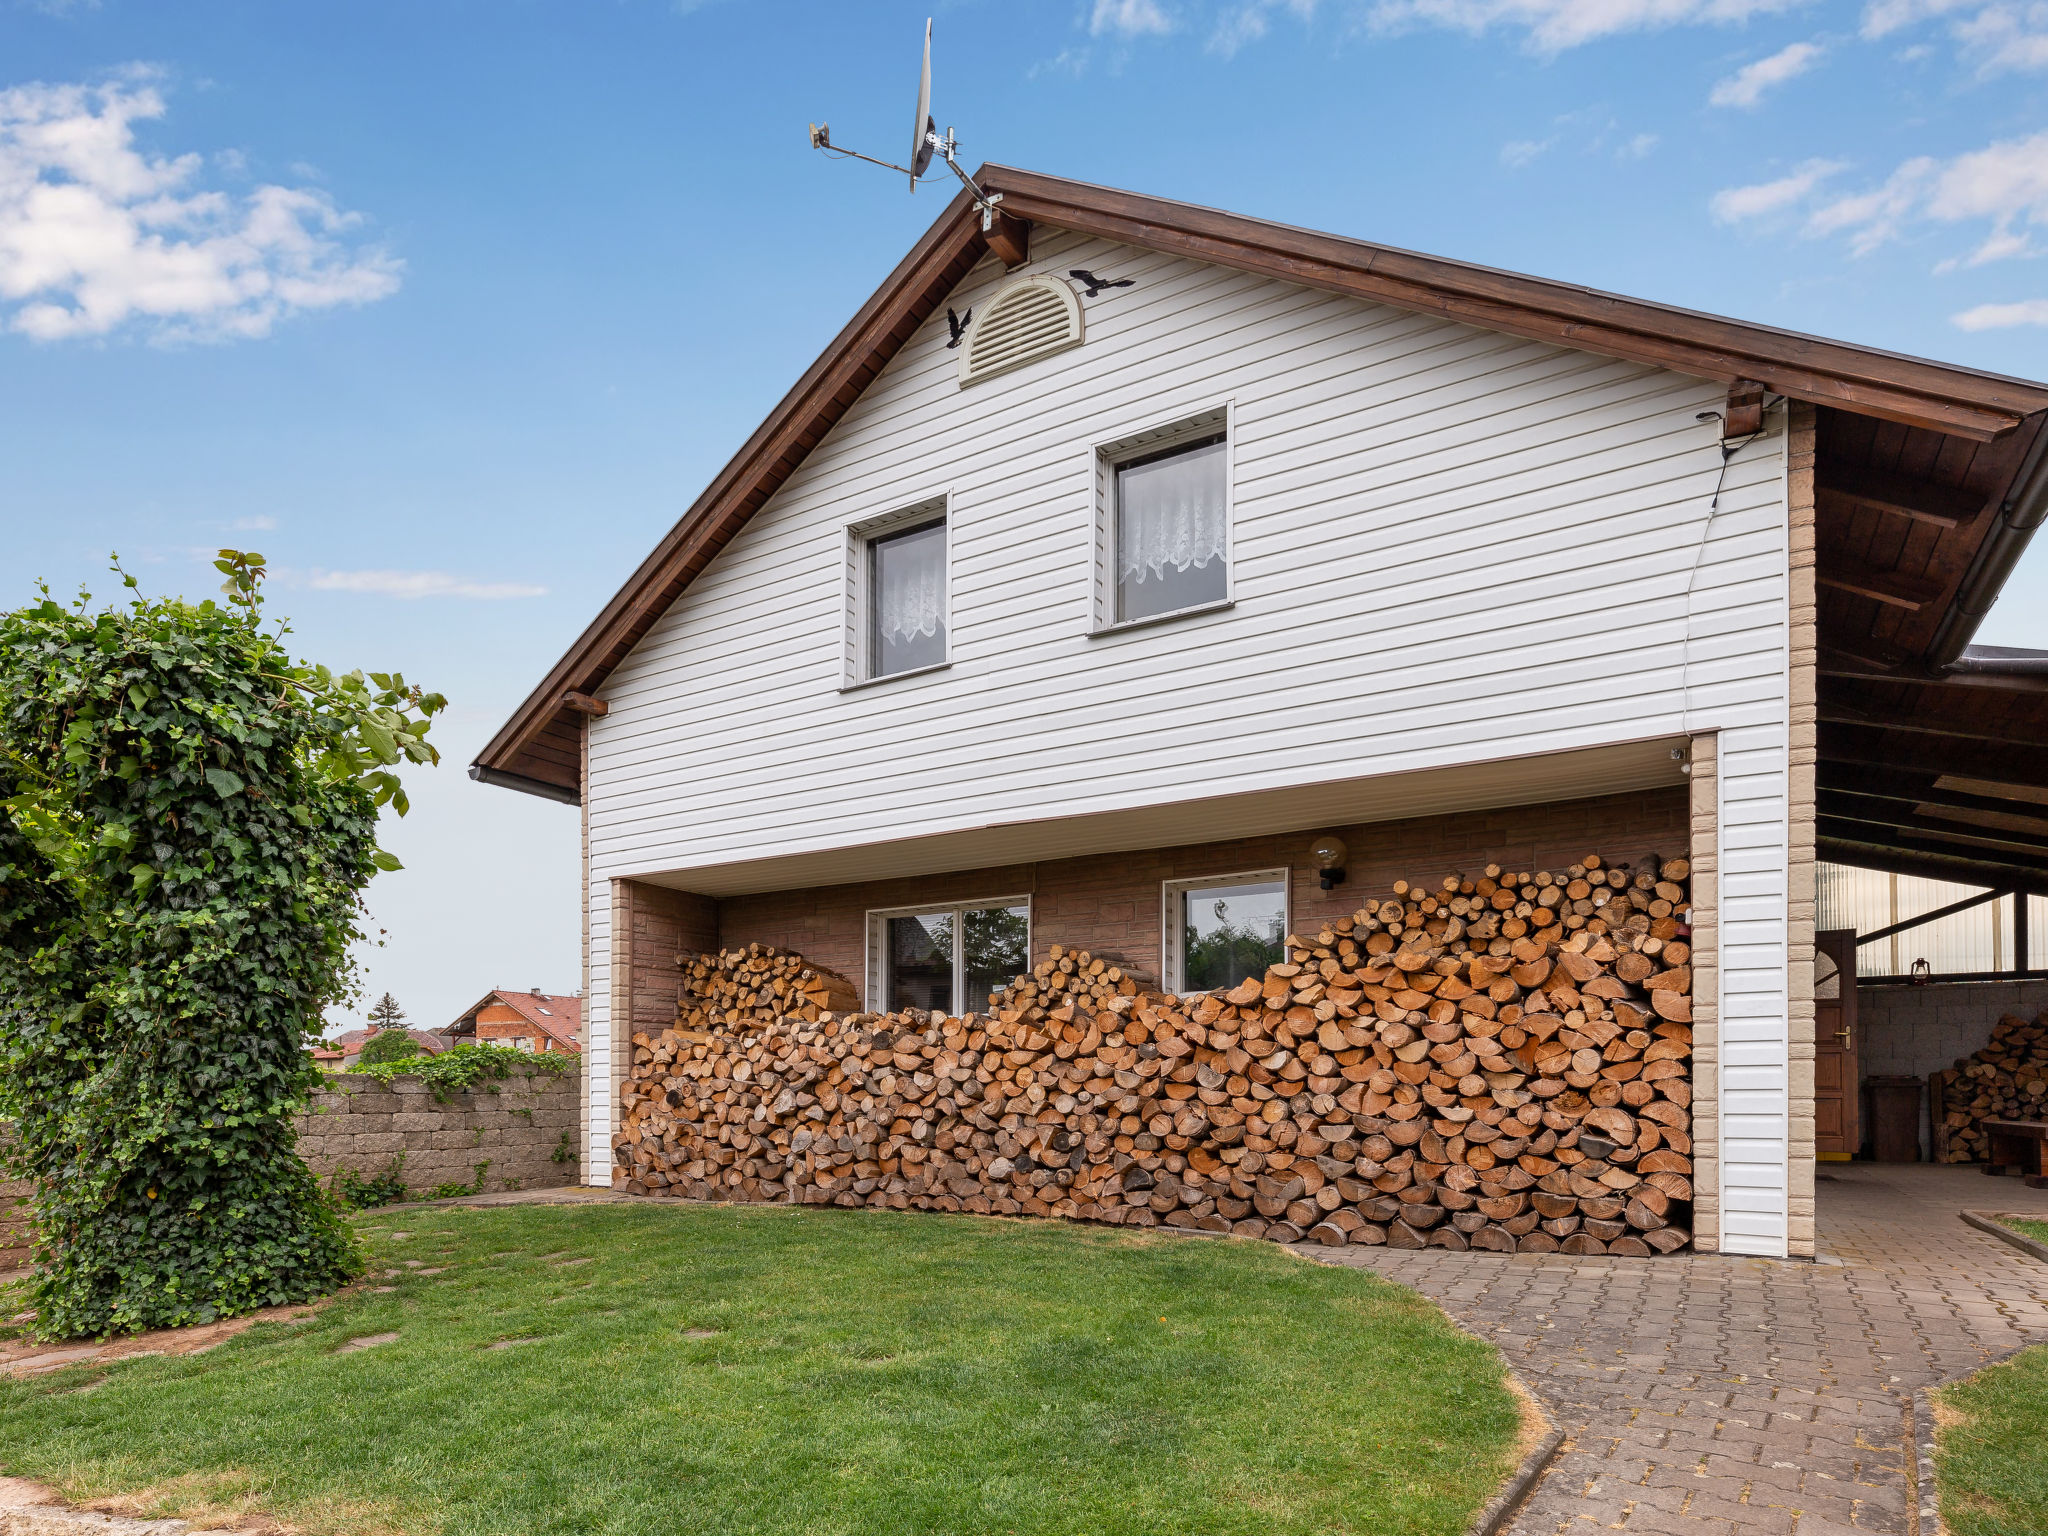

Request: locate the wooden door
(1814, 929), (1860, 1160)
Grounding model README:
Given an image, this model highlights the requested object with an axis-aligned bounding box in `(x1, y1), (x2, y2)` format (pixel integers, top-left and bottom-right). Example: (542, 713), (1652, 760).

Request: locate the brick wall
(718, 787), (1690, 1004)
(294, 1071), (580, 1196)
(1857, 979), (2048, 1159)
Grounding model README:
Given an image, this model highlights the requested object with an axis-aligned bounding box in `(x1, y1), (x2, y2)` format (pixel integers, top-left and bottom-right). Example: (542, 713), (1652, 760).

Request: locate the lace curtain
(875, 522), (947, 644)
(1118, 441), (1226, 586)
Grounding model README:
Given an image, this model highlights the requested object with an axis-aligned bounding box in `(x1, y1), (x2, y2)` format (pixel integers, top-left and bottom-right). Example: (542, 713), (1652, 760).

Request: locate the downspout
(1925, 415), (2048, 668)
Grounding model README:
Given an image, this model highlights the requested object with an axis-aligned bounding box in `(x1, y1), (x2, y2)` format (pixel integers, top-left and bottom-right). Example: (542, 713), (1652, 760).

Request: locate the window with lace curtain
(844, 498), (949, 686)
(1092, 407), (1233, 631)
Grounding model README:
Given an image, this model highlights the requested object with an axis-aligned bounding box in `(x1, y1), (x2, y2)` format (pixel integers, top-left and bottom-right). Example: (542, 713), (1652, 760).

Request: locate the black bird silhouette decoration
(945, 306), (972, 348)
(1070, 269), (1134, 298)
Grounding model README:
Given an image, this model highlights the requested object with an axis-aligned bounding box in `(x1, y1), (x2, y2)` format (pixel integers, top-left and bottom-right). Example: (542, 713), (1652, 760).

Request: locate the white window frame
(1090, 403), (1235, 636)
(1162, 867), (1291, 994)
(866, 895), (1033, 1016)
(841, 495), (950, 689)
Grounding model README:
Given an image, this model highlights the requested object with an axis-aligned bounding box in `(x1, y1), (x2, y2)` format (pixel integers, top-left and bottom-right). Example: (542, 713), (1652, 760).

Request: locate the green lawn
(1936, 1343), (2048, 1536)
(0, 1203), (1524, 1536)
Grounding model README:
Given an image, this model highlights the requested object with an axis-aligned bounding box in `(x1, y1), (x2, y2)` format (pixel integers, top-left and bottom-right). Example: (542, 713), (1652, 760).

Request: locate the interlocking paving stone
(1298, 1164), (2048, 1534)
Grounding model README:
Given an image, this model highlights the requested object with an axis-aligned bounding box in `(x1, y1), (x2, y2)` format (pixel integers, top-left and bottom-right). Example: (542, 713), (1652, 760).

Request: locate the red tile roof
(444, 989), (582, 1052)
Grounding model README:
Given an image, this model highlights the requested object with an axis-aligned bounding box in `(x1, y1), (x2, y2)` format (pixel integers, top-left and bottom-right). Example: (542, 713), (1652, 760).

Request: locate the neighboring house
(332, 1027), (450, 1072)
(312, 1044), (346, 1071)
(471, 167), (2048, 1261)
(442, 989), (583, 1055)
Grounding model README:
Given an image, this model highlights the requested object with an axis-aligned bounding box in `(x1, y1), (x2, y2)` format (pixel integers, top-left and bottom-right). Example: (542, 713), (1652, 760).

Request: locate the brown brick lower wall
(295, 1072), (580, 1196)
(718, 787), (1690, 1005)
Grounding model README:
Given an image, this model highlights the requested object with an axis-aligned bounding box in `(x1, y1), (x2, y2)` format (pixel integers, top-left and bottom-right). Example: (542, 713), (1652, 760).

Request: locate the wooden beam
(986, 211), (1030, 270)
(561, 691), (609, 717)
(1817, 646), (2048, 694)
(1823, 723), (2048, 792)
(1725, 378), (1766, 439)
(1855, 886), (2010, 947)
(1820, 767), (2048, 822)
(1815, 557), (1948, 610)
(1819, 810), (2048, 863)
(1819, 698), (2048, 752)
(1818, 792), (2048, 855)
(1817, 466), (1987, 530)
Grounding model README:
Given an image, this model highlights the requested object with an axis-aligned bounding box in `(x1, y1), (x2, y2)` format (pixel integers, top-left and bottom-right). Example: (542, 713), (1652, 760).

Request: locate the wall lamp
(1310, 834), (1349, 891)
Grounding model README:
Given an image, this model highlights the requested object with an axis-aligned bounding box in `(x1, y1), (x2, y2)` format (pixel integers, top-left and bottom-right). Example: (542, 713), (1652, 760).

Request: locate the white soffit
(634, 735), (1691, 898)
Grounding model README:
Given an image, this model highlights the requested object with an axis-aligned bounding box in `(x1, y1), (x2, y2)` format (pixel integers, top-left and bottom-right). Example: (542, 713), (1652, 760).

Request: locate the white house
(474, 168), (2048, 1260)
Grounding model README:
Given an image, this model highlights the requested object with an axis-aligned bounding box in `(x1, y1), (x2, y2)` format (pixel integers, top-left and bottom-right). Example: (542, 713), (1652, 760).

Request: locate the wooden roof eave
(979, 166), (2048, 442)
(473, 165), (2048, 801)
(470, 185), (991, 794)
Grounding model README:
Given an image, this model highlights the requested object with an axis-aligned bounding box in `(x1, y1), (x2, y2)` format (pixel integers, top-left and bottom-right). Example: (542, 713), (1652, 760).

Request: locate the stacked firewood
(616, 854), (1694, 1255)
(673, 943), (860, 1034)
(1933, 1011), (2048, 1163)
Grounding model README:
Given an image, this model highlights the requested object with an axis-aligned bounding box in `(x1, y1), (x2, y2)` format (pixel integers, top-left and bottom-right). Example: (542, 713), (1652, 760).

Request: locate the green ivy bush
(347, 1041), (573, 1100)
(0, 552), (443, 1337)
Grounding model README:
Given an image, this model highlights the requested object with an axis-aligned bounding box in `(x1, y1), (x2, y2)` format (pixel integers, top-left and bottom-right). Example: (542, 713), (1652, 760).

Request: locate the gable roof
(474, 164), (2048, 803)
(444, 989), (582, 1052)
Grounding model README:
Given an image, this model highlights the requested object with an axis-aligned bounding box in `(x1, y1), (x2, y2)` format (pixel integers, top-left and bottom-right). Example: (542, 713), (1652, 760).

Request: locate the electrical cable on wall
(1680, 396), (1783, 738)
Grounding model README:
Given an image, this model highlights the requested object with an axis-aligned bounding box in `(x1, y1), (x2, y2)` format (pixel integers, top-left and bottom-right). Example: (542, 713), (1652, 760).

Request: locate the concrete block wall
(1856, 980), (2048, 1159)
(0, 1160), (29, 1273)
(294, 1071), (580, 1196)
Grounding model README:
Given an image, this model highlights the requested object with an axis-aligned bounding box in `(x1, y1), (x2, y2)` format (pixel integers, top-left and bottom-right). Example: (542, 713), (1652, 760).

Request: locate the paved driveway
(1305, 1164), (2048, 1535)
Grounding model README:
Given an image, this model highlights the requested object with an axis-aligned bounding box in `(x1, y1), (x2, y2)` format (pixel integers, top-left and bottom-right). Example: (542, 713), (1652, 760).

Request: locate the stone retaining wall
(0, 1167), (29, 1274)
(295, 1071), (579, 1197)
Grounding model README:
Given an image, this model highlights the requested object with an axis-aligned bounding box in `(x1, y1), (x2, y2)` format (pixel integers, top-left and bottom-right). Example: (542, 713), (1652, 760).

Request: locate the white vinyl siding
(581, 227), (1793, 1225)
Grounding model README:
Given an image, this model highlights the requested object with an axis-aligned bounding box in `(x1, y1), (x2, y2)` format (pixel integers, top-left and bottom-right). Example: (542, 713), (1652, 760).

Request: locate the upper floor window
(1093, 407), (1233, 632)
(844, 498), (948, 686)
(1163, 869), (1287, 994)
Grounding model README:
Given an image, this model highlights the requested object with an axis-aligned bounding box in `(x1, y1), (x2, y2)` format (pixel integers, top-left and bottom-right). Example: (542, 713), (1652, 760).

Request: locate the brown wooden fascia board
(475, 164), (2048, 791)
(980, 166), (2048, 441)
(472, 189), (991, 786)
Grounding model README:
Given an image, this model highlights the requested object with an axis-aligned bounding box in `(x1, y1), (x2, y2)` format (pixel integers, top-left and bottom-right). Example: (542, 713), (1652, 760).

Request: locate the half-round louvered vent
(957, 274), (1084, 386)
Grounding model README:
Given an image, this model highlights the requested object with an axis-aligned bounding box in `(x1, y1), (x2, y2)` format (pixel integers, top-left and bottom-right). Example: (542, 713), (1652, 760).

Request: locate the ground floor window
(867, 897), (1031, 1016)
(1163, 870), (1289, 994)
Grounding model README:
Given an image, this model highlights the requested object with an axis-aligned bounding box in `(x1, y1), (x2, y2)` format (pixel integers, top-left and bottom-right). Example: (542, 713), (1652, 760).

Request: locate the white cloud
(1709, 40), (1824, 106)
(1363, 0), (1805, 53)
(1091, 0), (1177, 36)
(1710, 158), (1845, 222)
(230, 514), (276, 531)
(1714, 132), (2048, 267)
(0, 70), (401, 343)
(1953, 2), (2048, 72)
(1953, 297), (2048, 327)
(1862, 0), (2048, 72)
(305, 569), (549, 600)
(1862, 0), (1973, 34)
(1618, 131), (1660, 160)
(1501, 137), (1555, 167)
(1208, 0), (1319, 53)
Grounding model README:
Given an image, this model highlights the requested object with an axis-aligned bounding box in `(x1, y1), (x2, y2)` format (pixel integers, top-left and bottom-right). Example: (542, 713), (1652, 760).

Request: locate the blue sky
(3, 0), (2044, 1034)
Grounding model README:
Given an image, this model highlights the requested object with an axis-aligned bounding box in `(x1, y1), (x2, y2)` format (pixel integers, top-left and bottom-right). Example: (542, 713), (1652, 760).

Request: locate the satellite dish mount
(808, 19), (1006, 231)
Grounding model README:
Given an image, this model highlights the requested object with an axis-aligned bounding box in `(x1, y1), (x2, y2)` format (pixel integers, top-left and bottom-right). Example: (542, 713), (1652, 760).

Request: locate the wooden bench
(1981, 1120), (2048, 1187)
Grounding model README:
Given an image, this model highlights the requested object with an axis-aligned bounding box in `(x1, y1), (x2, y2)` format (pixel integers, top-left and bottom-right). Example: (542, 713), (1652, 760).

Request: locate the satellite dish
(809, 17), (1006, 229)
(910, 18), (934, 188)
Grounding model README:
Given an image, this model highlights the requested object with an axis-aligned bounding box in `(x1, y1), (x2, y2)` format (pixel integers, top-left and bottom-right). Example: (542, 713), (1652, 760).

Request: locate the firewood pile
(1933, 1011), (2048, 1163)
(674, 944), (860, 1034)
(616, 854), (1695, 1255)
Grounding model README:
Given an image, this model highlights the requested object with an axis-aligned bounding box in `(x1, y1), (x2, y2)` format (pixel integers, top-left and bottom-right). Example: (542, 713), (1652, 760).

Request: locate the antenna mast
(807, 18), (1006, 230)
